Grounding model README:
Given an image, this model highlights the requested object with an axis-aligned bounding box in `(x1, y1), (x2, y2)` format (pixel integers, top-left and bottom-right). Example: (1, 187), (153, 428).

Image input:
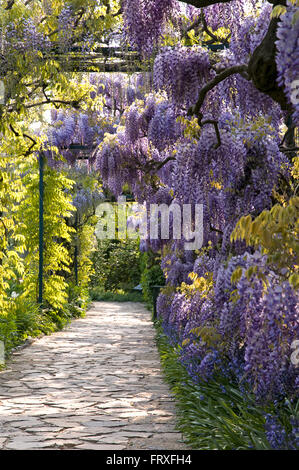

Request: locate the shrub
(155, 321), (298, 450)
(0, 296), (42, 353)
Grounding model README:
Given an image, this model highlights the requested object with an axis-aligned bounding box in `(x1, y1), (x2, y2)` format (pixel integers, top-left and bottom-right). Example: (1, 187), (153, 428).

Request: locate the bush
(89, 287), (143, 302)
(155, 321), (299, 450)
(67, 282), (91, 318)
(0, 296), (42, 353)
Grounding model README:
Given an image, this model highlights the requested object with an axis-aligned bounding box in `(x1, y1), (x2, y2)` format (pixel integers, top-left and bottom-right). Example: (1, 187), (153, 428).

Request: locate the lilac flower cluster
(2, 19), (51, 57)
(46, 111), (97, 167)
(214, 3), (281, 126)
(123, 0), (177, 55)
(148, 101), (181, 150)
(92, 73), (145, 119)
(87, 3), (298, 448)
(57, 6), (75, 53)
(96, 92), (181, 198)
(265, 413), (299, 450)
(203, 0), (257, 33)
(43, 74), (133, 168)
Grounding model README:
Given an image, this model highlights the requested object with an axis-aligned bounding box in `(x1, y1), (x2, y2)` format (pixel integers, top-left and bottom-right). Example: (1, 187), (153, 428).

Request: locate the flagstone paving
(0, 302), (188, 450)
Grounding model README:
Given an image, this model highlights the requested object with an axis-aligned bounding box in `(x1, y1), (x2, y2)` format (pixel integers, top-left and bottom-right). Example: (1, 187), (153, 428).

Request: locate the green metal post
(74, 211), (78, 286)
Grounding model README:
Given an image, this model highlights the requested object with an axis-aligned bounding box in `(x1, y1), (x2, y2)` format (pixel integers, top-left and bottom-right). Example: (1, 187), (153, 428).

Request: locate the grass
(154, 320), (298, 450)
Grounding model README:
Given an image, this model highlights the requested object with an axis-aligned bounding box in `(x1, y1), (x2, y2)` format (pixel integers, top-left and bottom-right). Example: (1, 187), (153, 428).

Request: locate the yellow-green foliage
(76, 220), (96, 290)
(231, 197), (299, 289)
(271, 1), (299, 19)
(271, 4), (288, 18)
(291, 156), (299, 182)
(180, 270), (217, 348)
(177, 116), (201, 142)
(180, 271), (214, 299)
(182, 325), (222, 348)
(18, 161), (75, 310)
(0, 0), (120, 137)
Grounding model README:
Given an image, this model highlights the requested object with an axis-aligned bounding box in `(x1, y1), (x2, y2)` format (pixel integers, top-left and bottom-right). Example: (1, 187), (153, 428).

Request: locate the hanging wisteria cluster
(70, 176), (104, 221)
(276, 0), (299, 125)
(0, 18), (51, 58)
(203, 0), (259, 33)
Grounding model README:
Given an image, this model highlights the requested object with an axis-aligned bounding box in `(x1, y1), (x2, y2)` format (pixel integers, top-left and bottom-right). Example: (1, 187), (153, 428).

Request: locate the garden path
(0, 302), (187, 450)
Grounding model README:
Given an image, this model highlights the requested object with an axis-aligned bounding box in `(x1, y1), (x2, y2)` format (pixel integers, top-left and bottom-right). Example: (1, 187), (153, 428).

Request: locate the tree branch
(182, 17), (202, 39)
(9, 124), (37, 156)
(200, 9), (229, 45)
(182, 8), (230, 44)
(154, 156), (176, 171)
(23, 99), (81, 110)
(178, 0), (233, 7)
(4, 0), (15, 10)
(279, 147), (299, 153)
(210, 223), (223, 235)
(113, 6), (123, 17)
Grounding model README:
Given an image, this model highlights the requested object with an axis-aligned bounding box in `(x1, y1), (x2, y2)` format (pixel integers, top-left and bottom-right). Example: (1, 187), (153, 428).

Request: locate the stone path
(0, 302), (188, 450)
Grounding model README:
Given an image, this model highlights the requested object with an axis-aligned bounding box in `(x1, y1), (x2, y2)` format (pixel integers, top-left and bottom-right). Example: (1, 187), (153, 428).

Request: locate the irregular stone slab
(75, 443), (126, 450)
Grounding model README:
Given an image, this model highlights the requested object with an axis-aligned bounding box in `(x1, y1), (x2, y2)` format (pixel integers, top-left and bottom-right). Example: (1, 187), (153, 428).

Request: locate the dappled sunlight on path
(0, 302), (187, 450)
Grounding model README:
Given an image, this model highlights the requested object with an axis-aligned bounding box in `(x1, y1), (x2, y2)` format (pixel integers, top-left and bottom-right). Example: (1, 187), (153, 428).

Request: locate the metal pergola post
(151, 285), (164, 320)
(38, 152), (44, 305)
(74, 211), (78, 286)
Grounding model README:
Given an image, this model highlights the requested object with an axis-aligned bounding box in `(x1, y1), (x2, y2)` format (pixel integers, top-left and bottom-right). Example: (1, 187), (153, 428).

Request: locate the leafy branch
(188, 64), (248, 117)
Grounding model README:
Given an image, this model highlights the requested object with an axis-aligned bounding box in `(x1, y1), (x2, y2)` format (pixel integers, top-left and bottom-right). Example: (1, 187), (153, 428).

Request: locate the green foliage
(67, 283), (91, 318)
(74, 220), (97, 296)
(89, 287), (143, 303)
(0, 295), (43, 353)
(90, 238), (141, 292)
(0, 0), (123, 358)
(271, 4), (287, 18)
(155, 322), (297, 450)
(0, 0), (122, 135)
